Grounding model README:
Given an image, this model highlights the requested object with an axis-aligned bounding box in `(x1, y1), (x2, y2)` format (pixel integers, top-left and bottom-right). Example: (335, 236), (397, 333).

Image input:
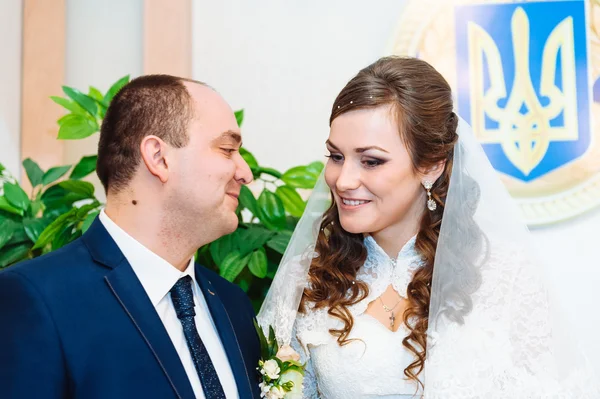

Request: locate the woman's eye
(325, 153), (344, 163)
(222, 148), (236, 154)
(363, 159), (384, 168)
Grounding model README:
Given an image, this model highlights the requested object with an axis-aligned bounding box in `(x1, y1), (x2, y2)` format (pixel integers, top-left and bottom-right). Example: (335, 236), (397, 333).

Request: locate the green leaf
(238, 226), (274, 256)
(306, 161), (324, 176)
(219, 251), (251, 282)
(257, 190), (287, 231)
(33, 208), (77, 250)
(239, 185), (258, 216)
(41, 185), (68, 203)
(41, 186), (89, 213)
(42, 165), (72, 186)
(52, 223), (80, 251)
(0, 162), (6, 174)
(50, 96), (86, 115)
(23, 217), (51, 244)
(103, 75), (130, 105)
(268, 325), (276, 343)
(81, 210), (99, 233)
(281, 166), (319, 189)
(70, 155), (97, 180)
(255, 167), (282, 179)
(49, 204), (99, 248)
(276, 185), (306, 217)
(75, 202), (100, 220)
(6, 225), (28, 246)
(57, 114), (99, 140)
(268, 325), (279, 357)
(59, 180), (95, 197)
(96, 102), (107, 119)
(266, 230), (293, 254)
(22, 158), (44, 187)
(235, 109), (244, 127)
(281, 363), (304, 376)
(57, 114), (71, 126)
(196, 244), (215, 269)
(30, 199), (43, 217)
(0, 243), (31, 268)
(209, 232), (238, 266)
(62, 86), (98, 118)
(88, 86), (104, 101)
(248, 247), (268, 278)
(239, 148), (258, 169)
(237, 272), (252, 293)
(3, 182), (30, 211)
(254, 319), (270, 360)
(89, 87), (107, 119)
(0, 219), (16, 250)
(43, 206), (71, 221)
(0, 196), (23, 215)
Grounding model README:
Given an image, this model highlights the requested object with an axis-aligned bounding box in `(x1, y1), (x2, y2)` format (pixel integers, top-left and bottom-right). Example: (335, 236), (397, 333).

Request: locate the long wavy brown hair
(300, 56), (460, 387)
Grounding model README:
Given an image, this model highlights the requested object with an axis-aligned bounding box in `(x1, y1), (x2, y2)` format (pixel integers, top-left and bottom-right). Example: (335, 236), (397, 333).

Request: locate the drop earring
(423, 180), (436, 211)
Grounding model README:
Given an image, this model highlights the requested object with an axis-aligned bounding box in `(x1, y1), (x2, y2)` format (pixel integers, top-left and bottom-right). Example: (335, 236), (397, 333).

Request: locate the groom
(0, 76), (261, 398)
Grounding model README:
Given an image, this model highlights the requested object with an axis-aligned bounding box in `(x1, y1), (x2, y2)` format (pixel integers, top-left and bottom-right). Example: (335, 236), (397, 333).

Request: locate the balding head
(97, 74), (208, 193)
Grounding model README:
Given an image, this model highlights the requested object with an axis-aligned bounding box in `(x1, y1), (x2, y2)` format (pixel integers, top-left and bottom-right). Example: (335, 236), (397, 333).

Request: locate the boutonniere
(254, 320), (304, 398)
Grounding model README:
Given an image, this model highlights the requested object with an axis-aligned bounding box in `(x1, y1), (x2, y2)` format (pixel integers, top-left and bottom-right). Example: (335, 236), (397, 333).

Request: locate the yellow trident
(467, 7), (579, 176)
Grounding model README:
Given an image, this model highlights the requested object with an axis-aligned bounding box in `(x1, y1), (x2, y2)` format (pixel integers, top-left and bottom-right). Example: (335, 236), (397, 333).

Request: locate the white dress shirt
(99, 210), (239, 399)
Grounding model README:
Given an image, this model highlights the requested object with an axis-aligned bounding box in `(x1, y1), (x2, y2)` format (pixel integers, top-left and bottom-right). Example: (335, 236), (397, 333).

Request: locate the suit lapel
(195, 265), (254, 398)
(82, 219), (196, 399)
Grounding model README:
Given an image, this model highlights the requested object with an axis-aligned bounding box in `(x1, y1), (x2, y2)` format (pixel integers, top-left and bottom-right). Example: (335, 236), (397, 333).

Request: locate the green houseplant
(0, 76), (324, 310)
(0, 157), (101, 268)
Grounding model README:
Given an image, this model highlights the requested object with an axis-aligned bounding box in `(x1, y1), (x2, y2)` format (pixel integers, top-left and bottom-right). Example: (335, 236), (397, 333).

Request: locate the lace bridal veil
(257, 116), (599, 398)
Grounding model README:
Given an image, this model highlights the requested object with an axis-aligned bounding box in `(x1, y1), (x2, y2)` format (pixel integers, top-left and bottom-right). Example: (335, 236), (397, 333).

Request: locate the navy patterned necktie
(170, 275), (226, 399)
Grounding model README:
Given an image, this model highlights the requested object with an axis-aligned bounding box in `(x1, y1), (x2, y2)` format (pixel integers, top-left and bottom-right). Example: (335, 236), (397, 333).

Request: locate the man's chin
(221, 213), (240, 235)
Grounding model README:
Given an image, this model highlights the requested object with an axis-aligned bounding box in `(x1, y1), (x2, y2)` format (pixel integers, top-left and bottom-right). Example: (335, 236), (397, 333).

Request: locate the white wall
(0, 0), (22, 179)
(192, 0), (600, 370)
(192, 0), (409, 172)
(531, 207), (600, 370)
(65, 0), (143, 199)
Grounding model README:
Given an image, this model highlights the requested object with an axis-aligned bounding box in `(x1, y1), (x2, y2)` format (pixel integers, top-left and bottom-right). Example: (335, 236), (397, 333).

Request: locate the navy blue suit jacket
(0, 218), (261, 398)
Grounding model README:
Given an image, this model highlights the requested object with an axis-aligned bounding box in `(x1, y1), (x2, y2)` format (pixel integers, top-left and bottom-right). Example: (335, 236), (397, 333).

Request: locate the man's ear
(140, 135), (169, 183)
(421, 160), (447, 185)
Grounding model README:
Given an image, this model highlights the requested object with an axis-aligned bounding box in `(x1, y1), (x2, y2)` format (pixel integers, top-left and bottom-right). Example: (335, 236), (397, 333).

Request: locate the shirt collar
(99, 209), (196, 306)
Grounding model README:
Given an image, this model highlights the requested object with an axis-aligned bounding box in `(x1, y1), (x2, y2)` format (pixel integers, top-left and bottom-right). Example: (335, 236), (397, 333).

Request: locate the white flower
(276, 345), (301, 362)
(259, 381), (271, 393)
(279, 370), (304, 399)
(261, 359), (281, 380)
(265, 386), (286, 399)
(259, 381), (272, 397)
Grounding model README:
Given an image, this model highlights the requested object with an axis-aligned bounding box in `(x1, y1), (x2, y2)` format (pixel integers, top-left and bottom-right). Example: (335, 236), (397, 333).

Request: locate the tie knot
(170, 275), (196, 320)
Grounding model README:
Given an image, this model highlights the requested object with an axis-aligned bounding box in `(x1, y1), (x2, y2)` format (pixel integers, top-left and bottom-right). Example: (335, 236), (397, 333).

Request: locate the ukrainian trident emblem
(456, 2), (590, 182)
(390, 0), (600, 225)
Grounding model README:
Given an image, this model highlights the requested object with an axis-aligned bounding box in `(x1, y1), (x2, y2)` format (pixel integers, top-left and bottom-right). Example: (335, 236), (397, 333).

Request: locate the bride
(258, 56), (598, 398)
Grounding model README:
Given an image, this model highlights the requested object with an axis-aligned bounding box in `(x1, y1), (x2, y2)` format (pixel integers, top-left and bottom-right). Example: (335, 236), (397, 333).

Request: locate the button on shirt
(99, 210), (239, 398)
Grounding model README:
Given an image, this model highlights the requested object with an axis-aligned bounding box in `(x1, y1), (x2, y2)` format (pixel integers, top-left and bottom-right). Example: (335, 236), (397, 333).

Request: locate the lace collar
(358, 235), (423, 299)
(294, 235), (425, 348)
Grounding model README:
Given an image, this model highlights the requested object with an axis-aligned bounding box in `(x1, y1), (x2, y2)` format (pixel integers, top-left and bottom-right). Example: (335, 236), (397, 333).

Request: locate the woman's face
(325, 105), (429, 237)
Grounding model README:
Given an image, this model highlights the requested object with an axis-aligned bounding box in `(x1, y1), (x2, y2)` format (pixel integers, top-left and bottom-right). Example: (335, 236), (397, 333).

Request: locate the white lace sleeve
(290, 324), (321, 398)
(301, 354), (319, 399)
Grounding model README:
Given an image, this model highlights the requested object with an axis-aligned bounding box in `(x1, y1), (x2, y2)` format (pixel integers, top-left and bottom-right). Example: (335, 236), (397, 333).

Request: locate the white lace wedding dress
(292, 235), (424, 398)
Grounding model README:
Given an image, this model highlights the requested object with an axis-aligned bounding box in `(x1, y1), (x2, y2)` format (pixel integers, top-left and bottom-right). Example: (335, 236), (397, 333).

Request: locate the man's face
(166, 83), (253, 244)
